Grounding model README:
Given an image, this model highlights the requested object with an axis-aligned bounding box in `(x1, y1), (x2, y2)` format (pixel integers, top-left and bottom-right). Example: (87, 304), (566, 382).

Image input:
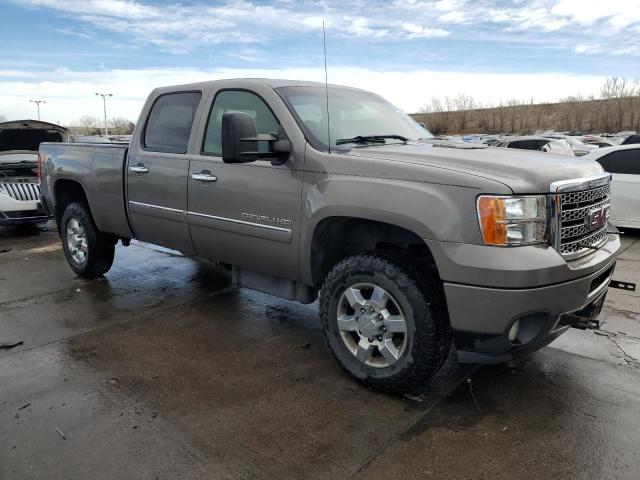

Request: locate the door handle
(130, 164), (149, 174)
(191, 172), (217, 182)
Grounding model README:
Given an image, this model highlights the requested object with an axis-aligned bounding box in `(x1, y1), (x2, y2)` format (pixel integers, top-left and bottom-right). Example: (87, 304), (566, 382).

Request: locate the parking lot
(1, 224), (639, 479)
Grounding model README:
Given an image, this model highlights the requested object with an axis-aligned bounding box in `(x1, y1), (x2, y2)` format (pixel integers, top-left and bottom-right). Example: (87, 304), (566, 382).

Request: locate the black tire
(319, 253), (451, 394)
(60, 202), (115, 278)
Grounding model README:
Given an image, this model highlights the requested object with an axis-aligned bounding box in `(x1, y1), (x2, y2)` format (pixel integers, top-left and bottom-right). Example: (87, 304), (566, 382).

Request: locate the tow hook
(609, 280), (636, 292)
(562, 280), (637, 331)
(564, 315), (600, 330)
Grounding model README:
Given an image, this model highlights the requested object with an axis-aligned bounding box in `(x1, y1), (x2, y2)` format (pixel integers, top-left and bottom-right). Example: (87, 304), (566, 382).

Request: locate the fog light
(508, 319), (520, 342)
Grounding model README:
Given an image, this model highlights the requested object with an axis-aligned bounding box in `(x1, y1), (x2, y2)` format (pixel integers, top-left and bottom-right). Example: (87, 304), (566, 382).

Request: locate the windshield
(276, 86), (432, 150)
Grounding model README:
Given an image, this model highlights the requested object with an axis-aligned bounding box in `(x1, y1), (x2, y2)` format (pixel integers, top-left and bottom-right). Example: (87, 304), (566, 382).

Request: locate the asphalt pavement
(1, 223), (639, 479)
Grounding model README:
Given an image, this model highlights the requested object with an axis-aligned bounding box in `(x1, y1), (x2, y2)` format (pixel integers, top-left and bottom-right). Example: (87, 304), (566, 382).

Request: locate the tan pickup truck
(39, 79), (620, 392)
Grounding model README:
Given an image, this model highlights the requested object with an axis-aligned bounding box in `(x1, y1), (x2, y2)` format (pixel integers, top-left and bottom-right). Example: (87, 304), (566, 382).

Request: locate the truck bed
(39, 142), (133, 238)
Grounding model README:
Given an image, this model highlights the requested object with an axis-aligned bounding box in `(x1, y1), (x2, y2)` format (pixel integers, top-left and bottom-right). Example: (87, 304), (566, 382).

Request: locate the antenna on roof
(322, 21), (331, 154)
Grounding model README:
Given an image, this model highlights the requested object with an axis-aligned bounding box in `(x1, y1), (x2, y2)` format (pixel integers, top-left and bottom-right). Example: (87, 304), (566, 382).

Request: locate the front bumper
(427, 234), (620, 363)
(0, 196), (51, 226)
(0, 210), (51, 226)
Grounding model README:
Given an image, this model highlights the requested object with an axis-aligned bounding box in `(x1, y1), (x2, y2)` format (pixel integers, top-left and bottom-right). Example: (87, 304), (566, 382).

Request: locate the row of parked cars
(477, 131), (639, 156)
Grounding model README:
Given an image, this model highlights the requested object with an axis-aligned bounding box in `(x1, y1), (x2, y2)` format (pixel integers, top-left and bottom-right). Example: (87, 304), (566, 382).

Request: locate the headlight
(477, 195), (547, 246)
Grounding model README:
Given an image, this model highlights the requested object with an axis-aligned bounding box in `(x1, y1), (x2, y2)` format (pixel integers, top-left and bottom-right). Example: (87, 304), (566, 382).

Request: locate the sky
(1, 0), (639, 124)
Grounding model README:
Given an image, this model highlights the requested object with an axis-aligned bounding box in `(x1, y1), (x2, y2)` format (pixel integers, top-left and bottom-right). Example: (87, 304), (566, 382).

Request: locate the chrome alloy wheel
(336, 283), (408, 368)
(66, 218), (88, 265)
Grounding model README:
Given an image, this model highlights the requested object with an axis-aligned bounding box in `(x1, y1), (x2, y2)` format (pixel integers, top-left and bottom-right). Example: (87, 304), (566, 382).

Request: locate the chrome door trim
(128, 201), (185, 214)
(188, 211), (291, 233)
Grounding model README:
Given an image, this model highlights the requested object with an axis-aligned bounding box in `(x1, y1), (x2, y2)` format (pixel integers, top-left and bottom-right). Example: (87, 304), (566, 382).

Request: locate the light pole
(95, 92), (113, 136)
(29, 100), (46, 120)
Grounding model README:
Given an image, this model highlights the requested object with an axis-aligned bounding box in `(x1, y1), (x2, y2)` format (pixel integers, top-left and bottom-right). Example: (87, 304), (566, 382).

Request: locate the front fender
(299, 171), (486, 285)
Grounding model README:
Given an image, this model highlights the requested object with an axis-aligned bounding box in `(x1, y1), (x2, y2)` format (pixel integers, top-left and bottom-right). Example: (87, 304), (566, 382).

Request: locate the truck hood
(346, 141), (604, 193)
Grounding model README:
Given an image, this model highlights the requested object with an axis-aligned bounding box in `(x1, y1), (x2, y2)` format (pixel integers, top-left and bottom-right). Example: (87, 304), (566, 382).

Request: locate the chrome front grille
(0, 181), (41, 202)
(551, 175), (612, 259)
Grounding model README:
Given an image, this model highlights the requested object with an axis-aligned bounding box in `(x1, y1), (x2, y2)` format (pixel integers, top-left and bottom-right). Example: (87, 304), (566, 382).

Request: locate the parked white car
(583, 145), (640, 229)
(0, 120), (66, 227)
(545, 135), (598, 156)
(494, 136), (575, 156)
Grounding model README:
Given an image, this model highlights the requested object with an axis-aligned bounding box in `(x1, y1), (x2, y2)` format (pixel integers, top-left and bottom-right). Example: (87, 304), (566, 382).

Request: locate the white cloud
(574, 44), (602, 54)
(0, 66), (607, 124)
(13, 0), (452, 49)
(15, 0), (638, 53)
(433, 0), (467, 12)
(438, 10), (469, 24)
(551, 0), (640, 30)
(401, 23), (450, 38)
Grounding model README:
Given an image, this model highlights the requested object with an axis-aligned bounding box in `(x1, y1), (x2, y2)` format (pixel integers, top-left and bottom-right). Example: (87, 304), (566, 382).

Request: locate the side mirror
(221, 111), (291, 164)
(222, 111), (258, 163)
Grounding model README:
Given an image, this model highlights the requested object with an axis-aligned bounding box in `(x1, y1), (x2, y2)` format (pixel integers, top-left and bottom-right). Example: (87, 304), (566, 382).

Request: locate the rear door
(187, 87), (304, 280)
(597, 148), (640, 226)
(127, 90), (203, 253)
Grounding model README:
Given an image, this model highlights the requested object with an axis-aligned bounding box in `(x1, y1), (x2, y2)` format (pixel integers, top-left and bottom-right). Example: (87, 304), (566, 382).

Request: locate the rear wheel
(320, 253), (451, 394)
(60, 202), (115, 278)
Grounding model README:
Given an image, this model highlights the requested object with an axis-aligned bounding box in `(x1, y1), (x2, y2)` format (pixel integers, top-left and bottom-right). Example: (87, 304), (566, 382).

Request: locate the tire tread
(319, 252), (451, 394)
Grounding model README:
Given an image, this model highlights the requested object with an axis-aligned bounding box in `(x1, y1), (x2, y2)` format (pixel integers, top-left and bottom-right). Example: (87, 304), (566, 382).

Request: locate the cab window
(143, 91), (201, 154)
(202, 90), (280, 156)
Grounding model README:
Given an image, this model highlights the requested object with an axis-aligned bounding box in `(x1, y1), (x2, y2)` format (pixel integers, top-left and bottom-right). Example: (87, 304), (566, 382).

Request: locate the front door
(127, 91), (202, 254)
(187, 89), (304, 280)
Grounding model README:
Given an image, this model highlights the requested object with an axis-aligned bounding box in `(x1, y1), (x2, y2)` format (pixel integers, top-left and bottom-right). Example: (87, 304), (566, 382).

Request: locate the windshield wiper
(335, 135), (409, 146)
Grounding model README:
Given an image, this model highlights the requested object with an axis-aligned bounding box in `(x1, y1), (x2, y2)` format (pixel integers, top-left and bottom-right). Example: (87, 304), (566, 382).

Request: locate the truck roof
(150, 78), (367, 94)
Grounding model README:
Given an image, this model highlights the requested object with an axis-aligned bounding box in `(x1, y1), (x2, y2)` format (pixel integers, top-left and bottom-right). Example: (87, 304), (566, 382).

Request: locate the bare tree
(77, 115), (101, 135)
(420, 97), (454, 134)
(600, 77), (634, 131)
(412, 76), (640, 135)
(108, 117), (135, 135)
(454, 93), (475, 132)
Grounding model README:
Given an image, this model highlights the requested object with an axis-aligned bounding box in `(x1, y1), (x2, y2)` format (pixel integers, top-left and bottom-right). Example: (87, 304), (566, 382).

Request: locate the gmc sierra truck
(39, 79), (620, 393)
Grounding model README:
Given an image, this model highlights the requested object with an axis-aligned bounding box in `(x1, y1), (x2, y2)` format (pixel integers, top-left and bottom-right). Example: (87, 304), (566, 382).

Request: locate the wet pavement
(1, 223), (639, 479)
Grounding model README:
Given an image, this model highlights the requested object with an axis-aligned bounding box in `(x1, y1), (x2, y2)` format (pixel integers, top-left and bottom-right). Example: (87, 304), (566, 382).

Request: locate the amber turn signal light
(477, 196), (507, 245)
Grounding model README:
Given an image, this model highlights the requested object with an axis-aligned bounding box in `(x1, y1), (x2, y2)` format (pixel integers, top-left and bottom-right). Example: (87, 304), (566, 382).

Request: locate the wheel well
(54, 180), (88, 226)
(310, 217), (437, 287)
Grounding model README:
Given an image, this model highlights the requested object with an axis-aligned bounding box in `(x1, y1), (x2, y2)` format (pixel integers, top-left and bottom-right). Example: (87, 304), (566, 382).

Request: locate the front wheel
(60, 202), (115, 278)
(319, 253), (451, 394)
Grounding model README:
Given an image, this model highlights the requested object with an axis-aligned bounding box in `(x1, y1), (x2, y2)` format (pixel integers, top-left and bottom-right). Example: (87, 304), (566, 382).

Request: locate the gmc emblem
(588, 205), (610, 228)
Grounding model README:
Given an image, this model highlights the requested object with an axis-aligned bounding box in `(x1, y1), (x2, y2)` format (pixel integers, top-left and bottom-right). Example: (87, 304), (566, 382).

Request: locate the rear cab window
(143, 91), (202, 154)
